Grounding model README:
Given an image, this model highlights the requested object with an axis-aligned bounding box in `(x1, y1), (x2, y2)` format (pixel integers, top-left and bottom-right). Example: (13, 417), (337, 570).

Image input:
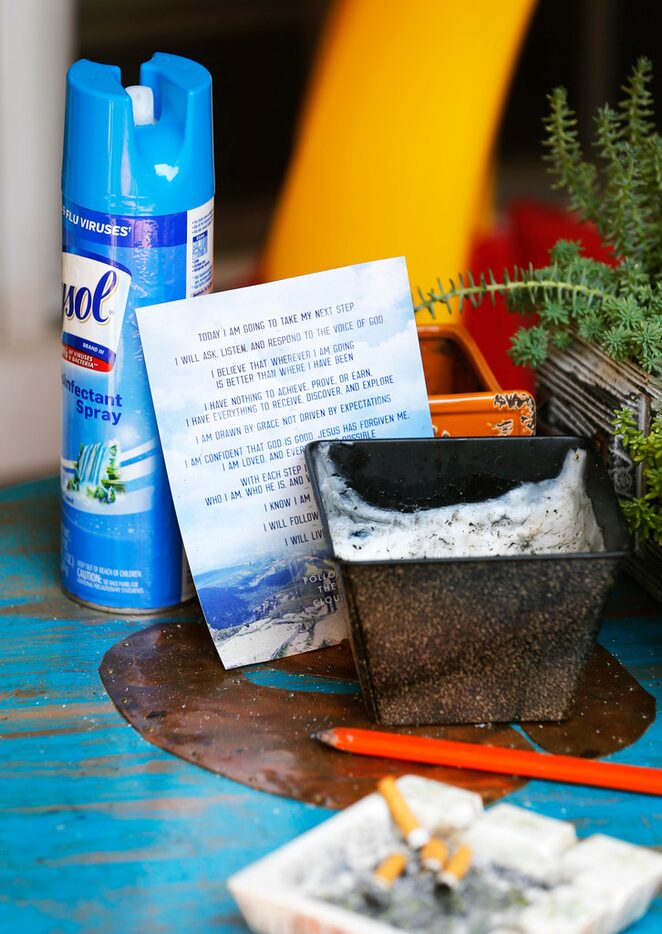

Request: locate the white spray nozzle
(126, 85), (156, 126)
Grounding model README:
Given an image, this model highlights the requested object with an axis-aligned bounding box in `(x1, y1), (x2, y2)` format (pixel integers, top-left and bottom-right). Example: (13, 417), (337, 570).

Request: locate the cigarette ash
(310, 842), (549, 934)
(317, 447), (605, 561)
(285, 786), (548, 934)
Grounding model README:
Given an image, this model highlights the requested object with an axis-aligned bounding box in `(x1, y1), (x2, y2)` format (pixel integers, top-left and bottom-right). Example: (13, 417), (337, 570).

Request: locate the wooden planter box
(537, 336), (662, 602)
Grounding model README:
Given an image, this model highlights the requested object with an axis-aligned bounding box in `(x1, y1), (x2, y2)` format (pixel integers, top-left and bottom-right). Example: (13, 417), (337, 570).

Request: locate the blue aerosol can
(61, 53), (214, 611)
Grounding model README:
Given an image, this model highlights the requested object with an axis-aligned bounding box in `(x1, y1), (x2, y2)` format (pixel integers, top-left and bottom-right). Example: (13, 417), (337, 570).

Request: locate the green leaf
(509, 325), (549, 367)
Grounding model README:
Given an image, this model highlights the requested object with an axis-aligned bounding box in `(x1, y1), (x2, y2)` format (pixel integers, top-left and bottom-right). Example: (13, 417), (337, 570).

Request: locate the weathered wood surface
(1, 478), (661, 933)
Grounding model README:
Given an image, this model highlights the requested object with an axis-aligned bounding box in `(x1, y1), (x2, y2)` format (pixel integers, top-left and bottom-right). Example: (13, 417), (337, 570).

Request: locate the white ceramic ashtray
(229, 776), (662, 934)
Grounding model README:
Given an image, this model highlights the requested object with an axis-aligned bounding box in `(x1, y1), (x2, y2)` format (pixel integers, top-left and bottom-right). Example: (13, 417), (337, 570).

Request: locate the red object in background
(463, 200), (616, 392)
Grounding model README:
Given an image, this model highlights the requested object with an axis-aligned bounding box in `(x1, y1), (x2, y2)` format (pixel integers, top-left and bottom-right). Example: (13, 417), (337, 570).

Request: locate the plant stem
(415, 278), (613, 315)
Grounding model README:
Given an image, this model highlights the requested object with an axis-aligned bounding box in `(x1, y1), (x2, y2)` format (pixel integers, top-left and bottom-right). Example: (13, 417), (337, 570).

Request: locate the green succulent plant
(613, 409), (662, 545)
(416, 57), (662, 543)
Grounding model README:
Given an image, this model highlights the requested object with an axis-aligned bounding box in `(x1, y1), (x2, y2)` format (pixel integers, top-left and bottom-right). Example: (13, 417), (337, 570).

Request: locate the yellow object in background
(261, 0), (535, 321)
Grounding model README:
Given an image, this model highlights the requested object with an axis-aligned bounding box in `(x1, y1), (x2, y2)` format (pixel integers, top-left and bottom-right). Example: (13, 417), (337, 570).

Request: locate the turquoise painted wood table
(2, 477), (661, 933)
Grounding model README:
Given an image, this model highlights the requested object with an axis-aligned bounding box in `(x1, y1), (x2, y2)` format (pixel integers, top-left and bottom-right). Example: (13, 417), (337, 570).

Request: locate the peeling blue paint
(242, 667), (361, 695)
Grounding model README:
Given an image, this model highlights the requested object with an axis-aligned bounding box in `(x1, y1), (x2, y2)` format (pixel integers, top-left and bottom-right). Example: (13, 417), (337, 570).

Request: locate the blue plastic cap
(62, 53), (214, 215)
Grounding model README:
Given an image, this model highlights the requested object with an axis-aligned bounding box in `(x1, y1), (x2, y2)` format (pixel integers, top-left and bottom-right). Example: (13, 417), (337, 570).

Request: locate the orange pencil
(314, 727), (662, 796)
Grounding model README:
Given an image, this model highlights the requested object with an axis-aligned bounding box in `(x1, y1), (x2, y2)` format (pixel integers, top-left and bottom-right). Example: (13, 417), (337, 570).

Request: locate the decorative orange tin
(417, 324), (535, 437)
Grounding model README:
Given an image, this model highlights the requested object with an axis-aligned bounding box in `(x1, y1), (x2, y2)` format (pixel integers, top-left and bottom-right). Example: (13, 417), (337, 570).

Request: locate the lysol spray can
(61, 53), (214, 611)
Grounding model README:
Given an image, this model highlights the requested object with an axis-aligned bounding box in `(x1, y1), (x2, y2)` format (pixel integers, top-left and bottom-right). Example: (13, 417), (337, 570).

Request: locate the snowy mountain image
(195, 553), (347, 667)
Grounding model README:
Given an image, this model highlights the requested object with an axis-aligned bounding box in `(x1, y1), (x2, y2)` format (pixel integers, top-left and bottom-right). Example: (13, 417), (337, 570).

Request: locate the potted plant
(416, 57), (662, 601)
(417, 323), (536, 438)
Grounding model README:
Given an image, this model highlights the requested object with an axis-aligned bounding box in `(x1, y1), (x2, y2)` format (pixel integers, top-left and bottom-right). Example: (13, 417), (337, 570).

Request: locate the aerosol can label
(61, 252), (131, 371)
(60, 197), (213, 610)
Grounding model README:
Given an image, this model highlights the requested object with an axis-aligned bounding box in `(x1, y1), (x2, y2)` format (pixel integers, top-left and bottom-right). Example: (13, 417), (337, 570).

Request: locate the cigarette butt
(373, 852), (408, 889)
(438, 845), (473, 890)
(377, 776), (430, 849)
(365, 851), (408, 906)
(420, 836), (449, 872)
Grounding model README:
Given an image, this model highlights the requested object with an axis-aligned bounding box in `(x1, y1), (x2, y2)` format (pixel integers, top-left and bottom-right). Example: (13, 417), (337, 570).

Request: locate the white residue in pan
(317, 448), (605, 561)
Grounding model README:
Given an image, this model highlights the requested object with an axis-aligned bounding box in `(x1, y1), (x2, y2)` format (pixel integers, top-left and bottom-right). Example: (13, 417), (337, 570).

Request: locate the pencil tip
(312, 728), (339, 748)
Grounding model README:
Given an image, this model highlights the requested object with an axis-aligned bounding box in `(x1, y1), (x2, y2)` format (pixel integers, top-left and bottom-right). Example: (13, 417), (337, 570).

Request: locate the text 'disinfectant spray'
(61, 53), (214, 611)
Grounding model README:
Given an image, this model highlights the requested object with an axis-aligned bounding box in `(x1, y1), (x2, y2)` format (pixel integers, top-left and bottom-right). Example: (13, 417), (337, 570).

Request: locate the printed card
(137, 257), (433, 667)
